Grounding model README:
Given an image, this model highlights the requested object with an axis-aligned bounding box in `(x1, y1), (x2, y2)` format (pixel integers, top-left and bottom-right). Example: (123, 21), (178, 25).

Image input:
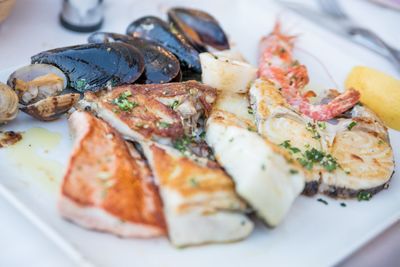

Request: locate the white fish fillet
(205, 92), (305, 226)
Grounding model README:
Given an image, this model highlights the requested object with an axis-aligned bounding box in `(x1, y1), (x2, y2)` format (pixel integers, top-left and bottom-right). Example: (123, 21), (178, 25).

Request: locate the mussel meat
(21, 93), (80, 121)
(126, 16), (201, 76)
(7, 64), (67, 105)
(168, 7), (230, 51)
(0, 82), (19, 124)
(31, 43), (145, 92)
(88, 32), (181, 84)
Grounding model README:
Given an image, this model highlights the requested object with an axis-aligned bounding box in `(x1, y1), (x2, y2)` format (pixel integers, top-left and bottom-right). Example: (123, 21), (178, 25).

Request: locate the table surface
(0, 0), (399, 266)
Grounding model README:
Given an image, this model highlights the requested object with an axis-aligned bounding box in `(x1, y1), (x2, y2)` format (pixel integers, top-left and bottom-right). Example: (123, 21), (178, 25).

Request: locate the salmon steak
(59, 111), (166, 238)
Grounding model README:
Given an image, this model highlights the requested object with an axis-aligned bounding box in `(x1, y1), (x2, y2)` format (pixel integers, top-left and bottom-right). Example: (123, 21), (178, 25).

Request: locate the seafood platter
(0, 2), (399, 267)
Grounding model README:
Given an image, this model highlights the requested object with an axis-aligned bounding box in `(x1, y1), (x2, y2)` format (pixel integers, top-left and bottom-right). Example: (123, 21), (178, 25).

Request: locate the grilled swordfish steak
(205, 92), (307, 227)
(59, 111), (166, 237)
(79, 81), (254, 247)
(250, 79), (323, 195)
(250, 79), (394, 198)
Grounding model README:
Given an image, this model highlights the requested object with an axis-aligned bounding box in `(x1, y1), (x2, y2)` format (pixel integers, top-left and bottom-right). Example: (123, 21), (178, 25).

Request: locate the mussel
(168, 7), (230, 51)
(31, 42), (145, 92)
(126, 16), (201, 76)
(88, 32), (181, 84)
(0, 82), (19, 124)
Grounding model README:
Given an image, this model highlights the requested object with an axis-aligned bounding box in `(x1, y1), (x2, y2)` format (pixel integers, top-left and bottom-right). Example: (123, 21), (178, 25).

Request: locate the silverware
(278, 1), (400, 72)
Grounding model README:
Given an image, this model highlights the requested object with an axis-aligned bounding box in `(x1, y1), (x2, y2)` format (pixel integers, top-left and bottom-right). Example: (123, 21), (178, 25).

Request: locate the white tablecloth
(0, 0), (399, 266)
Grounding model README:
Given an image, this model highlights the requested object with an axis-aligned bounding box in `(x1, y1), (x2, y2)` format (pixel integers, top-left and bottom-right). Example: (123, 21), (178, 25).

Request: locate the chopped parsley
(173, 135), (192, 153)
(157, 121), (171, 129)
(75, 79), (87, 90)
(357, 191), (372, 201)
(289, 169), (299, 175)
(306, 123), (321, 139)
(170, 100), (180, 110)
(247, 107), (254, 115)
(317, 122), (326, 130)
(280, 140), (301, 154)
(113, 90), (138, 112)
(280, 140), (340, 172)
(189, 177), (199, 187)
(199, 131), (206, 140)
(247, 126), (257, 132)
(340, 202), (347, 207)
(378, 140), (384, 145)
(317, 198), (328, 205)
(347, 121), (357, 131)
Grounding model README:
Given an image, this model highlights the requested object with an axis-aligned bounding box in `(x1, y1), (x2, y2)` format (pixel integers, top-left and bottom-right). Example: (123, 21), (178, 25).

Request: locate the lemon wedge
(345, 66), (400, 131)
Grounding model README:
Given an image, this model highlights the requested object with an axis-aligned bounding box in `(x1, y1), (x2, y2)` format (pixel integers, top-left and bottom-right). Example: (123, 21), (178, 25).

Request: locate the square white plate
(0, 1), (399, 266)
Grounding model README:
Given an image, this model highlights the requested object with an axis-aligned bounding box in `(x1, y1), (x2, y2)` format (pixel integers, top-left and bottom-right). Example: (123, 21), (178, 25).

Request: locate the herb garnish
(173, 135), (193, 153)
(317, 122), (326, 130)
(340, 203), (347, 207)
(113, 91), (138, 112)
(317, 198), (328, 205)
(199, 131), (206, 140)
(247, 107), (254, 115)
(280, 140), (340, 172)
(357, 191), (372, 201)
(289, 169), (299, 175)
(306, 123), (321, 139)
(189, 177), (199, 187)
(170, 100), (180, 110)
(157, 121), (171, 129)
(347, 121), (357, 131)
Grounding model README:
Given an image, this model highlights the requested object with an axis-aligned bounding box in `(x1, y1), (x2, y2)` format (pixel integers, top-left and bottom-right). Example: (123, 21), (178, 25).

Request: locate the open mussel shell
(21, 93), (80, 121)
(126, 16), (201, 76)
(7, 64), (68, 105)
(31, 43), (145, 92)
(0, 82), (19, 124)
(88, 32), (181, 84)
(168, 7), (230, 51)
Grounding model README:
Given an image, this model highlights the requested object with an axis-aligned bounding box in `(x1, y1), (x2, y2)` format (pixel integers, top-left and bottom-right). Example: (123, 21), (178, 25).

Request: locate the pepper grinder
(60, 0), (104, 32)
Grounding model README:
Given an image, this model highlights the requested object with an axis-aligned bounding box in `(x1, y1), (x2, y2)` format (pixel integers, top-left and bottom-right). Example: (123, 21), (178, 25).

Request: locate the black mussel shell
(31, 43), (144, 92)
(88, 32), (181, 84)
(168, 7), (230, 51)
(126, 16), (201, 75)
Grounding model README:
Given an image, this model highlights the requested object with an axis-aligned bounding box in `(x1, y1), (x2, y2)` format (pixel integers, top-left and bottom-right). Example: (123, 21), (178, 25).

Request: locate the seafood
(126, 16), (201, 76)
(21, 93), (80, 121)
(250, 79), (394, 198)
(88, 32), (181, 84)
(79, 81), (216, 143)
(78, 82), (253, 246)
(60, 111), (166, 237)
(249, 79), (322, 195)
(168, 7), (230, 51)
(0, 82), (19, 124)
(32, 43), (145, 92)
(7, 64), (67, 105)
(258, 22), (360, 121)
(205, 92), (306, 226)
(199, 52), (257, 93)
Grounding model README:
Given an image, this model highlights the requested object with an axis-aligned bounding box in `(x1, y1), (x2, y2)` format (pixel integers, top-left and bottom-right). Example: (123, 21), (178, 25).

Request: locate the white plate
(0, 1), (399, 267)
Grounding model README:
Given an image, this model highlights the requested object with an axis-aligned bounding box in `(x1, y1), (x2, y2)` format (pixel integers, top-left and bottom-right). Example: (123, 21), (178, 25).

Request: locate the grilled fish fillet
(79, 82), (254, 246)
(320, 105), (394, 198)
(142, 141), (253, 247)
(79, 81), (216, 143)
(59, 111), (166, 237)
(250, 79), (394, 198)
(250, 79), (321, 195)
(205, 92), (306, 226)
